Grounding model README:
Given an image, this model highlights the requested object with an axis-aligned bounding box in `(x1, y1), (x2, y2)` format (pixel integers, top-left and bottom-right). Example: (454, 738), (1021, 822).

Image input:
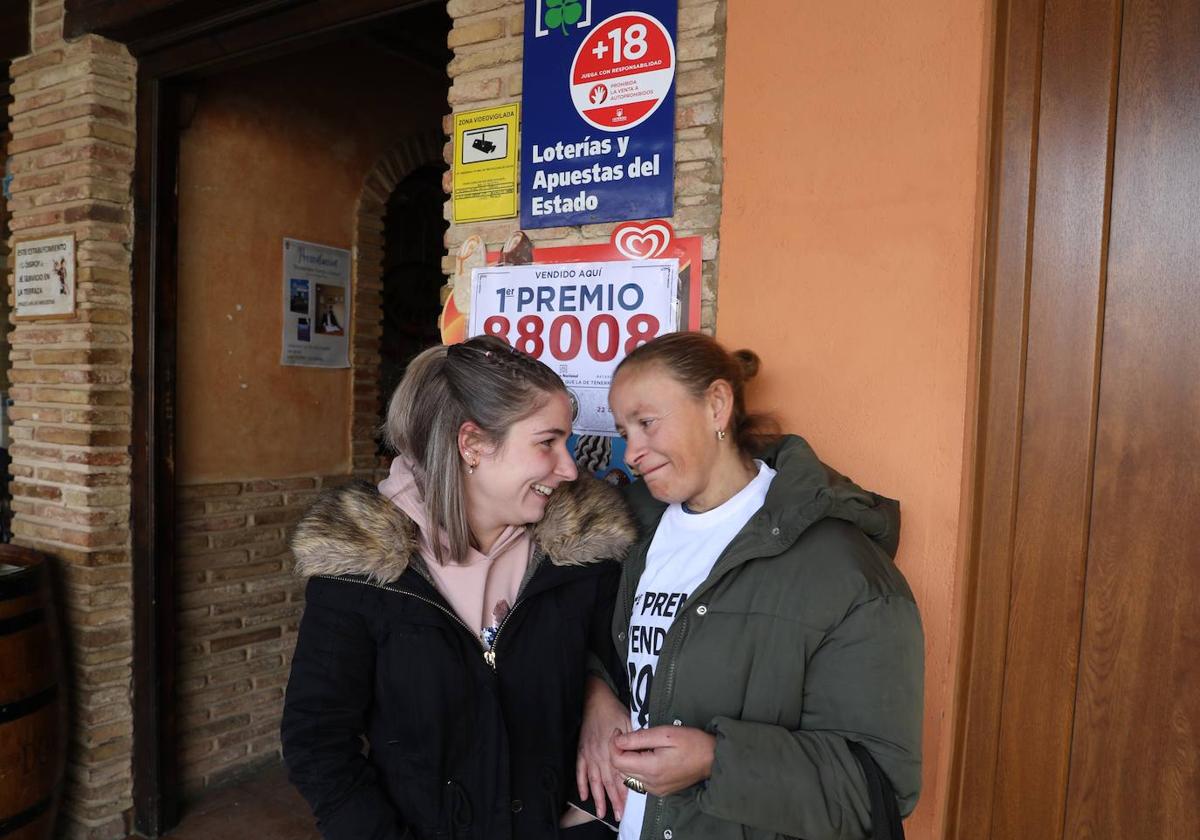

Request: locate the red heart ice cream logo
(613, 222), (672, 259)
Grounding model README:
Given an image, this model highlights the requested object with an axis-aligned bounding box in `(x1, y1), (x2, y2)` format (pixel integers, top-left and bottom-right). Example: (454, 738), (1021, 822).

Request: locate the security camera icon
(472, 132), (498, 155)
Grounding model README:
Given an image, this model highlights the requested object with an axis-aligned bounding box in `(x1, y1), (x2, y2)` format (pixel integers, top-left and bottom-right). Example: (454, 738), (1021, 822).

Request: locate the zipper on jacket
(482, 547), (554, 670)
(656, 614), (687, 718)
(316, 575), (492, 665)
(318, 570), (559, 672)
(647, 611), (689, 840)
(483, 594), (530, 670)
(617, 540), (651, 639)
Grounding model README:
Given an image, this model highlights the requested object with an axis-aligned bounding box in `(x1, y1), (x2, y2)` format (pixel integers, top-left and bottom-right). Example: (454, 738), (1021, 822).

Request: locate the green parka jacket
(613, 435), (923, 840)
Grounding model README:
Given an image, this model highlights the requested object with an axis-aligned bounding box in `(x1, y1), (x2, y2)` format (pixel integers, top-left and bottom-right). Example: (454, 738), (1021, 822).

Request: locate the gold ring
(623, 776), (647, 794)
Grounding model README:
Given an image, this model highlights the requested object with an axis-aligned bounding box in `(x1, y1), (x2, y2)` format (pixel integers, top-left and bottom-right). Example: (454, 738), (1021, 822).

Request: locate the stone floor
(160, 764), (319, 840)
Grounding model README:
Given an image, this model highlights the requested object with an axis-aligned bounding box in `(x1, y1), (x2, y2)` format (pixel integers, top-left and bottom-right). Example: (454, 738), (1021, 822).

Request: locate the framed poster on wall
(280, 237), (351, 368)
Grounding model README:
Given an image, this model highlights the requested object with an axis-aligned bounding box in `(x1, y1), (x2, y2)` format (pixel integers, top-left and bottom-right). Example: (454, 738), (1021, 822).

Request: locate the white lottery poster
(468, 259), (678, 435)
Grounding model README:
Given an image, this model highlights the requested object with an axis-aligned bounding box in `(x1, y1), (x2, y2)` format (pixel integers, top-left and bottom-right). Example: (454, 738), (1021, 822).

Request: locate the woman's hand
(610, 725), (716, 797)
(576, 676), (631, 820)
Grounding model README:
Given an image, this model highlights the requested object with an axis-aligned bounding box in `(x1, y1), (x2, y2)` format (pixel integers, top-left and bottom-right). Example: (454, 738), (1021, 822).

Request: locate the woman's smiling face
(465, 390), (578, 532)
(609, 364), (723, 505)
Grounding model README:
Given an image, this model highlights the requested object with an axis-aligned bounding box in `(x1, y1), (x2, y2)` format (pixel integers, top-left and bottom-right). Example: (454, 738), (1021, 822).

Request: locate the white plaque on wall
(14, 234), (76, 318)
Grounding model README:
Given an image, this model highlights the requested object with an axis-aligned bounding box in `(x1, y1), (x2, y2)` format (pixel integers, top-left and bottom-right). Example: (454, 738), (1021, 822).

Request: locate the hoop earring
(716, 429), (727, 441)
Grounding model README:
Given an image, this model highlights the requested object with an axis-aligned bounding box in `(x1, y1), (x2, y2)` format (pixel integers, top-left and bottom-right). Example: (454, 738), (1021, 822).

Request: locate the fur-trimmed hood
(291, 475), (637, 583)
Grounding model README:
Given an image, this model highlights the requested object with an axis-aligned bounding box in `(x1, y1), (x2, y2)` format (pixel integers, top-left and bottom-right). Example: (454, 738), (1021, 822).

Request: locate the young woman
(281, 336), (636, 840)
(583, 332), (924, 840)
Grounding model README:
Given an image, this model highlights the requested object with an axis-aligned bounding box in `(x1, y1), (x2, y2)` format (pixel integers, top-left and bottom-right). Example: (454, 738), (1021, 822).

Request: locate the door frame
(945, 0), (1046, 834)
(64, 1), (435, 834)
(945, 0), (1120, 835)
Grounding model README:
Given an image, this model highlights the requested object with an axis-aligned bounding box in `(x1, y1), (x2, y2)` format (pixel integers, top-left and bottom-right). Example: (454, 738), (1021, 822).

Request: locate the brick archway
(349, 130), (445, 480)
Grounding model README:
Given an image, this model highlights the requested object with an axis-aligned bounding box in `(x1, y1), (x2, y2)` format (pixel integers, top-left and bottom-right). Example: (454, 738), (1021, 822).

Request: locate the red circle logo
(570, 13), (676, 132)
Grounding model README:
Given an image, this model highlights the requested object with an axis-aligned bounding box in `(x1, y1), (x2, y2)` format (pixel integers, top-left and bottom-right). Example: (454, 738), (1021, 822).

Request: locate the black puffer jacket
(281, 477), (636, 840)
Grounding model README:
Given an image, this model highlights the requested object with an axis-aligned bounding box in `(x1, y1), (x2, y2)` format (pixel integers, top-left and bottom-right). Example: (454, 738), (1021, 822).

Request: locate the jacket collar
(759, 435), (901, 558)
(623, 434), (901, 558)
(291, 474), (638, 584)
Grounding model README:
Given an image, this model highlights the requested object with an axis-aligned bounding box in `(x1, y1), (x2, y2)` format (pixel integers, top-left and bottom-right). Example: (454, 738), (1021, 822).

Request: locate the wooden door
(948, 1), (1200, 838)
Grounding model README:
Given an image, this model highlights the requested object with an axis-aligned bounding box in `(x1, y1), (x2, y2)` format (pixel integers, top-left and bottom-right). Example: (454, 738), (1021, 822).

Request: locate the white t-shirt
(619, 462), (776, 840)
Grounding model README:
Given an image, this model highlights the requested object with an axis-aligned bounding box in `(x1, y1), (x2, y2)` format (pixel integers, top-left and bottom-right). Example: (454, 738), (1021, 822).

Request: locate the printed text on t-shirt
(627, 590), (688, 727)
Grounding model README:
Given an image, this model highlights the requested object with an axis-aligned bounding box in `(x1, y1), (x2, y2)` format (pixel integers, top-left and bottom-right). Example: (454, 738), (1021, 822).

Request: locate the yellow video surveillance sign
(452, 103), (520, 223)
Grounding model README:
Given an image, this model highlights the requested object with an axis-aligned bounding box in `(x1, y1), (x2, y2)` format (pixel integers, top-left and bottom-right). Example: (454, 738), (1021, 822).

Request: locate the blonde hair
(383, 336), (567, 564)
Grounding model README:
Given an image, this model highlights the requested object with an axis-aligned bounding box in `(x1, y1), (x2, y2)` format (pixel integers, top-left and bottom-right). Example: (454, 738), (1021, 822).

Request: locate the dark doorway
(379, 163), (448, 429)
(166, 6), (449, 832)
(0, 0), (30, 543)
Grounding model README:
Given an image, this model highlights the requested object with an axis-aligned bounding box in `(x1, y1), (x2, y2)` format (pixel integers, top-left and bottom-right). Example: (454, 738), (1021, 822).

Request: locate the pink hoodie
(377, 457), (531, 649)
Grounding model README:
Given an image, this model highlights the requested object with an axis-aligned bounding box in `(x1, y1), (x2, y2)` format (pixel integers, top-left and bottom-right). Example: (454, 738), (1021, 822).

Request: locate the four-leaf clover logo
(545, 0), (583, 36)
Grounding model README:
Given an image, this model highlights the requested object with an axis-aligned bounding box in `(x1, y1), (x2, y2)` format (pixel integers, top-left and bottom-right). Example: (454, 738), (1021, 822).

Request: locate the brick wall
(4, 1), (137, 837)
(3, 70), (11, 538)
(2, 69), (11, 394)
(175, 477), (330, 793)
(444, 0), (728, 330)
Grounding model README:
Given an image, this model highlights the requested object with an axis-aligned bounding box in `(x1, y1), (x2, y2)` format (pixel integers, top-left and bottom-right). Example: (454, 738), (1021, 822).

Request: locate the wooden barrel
(0, 546), (66, 840)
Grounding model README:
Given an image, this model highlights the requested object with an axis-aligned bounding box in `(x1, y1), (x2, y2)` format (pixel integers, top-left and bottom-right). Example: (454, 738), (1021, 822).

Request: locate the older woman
(582, 331), (923, 840)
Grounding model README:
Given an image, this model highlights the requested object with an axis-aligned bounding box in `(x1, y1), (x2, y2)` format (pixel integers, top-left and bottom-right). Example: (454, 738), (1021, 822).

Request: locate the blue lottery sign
(521, 1), (677, 228)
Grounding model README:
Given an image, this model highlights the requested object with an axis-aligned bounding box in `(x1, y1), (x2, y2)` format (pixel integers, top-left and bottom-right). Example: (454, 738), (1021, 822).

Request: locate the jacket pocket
(378, 750), (445, 839)
(441, 779), (473, 840)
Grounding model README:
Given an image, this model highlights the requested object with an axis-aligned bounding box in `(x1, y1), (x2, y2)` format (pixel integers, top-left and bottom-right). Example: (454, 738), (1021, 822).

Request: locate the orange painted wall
(176, 44), (446, 482)
(717, 2), (992, 837)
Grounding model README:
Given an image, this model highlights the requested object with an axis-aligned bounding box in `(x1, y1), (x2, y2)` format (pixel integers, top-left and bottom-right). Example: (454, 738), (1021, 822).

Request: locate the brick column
(2, 72), (11, 401)
(444, 0), (728, 330)
(4, 2), (137, 838)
